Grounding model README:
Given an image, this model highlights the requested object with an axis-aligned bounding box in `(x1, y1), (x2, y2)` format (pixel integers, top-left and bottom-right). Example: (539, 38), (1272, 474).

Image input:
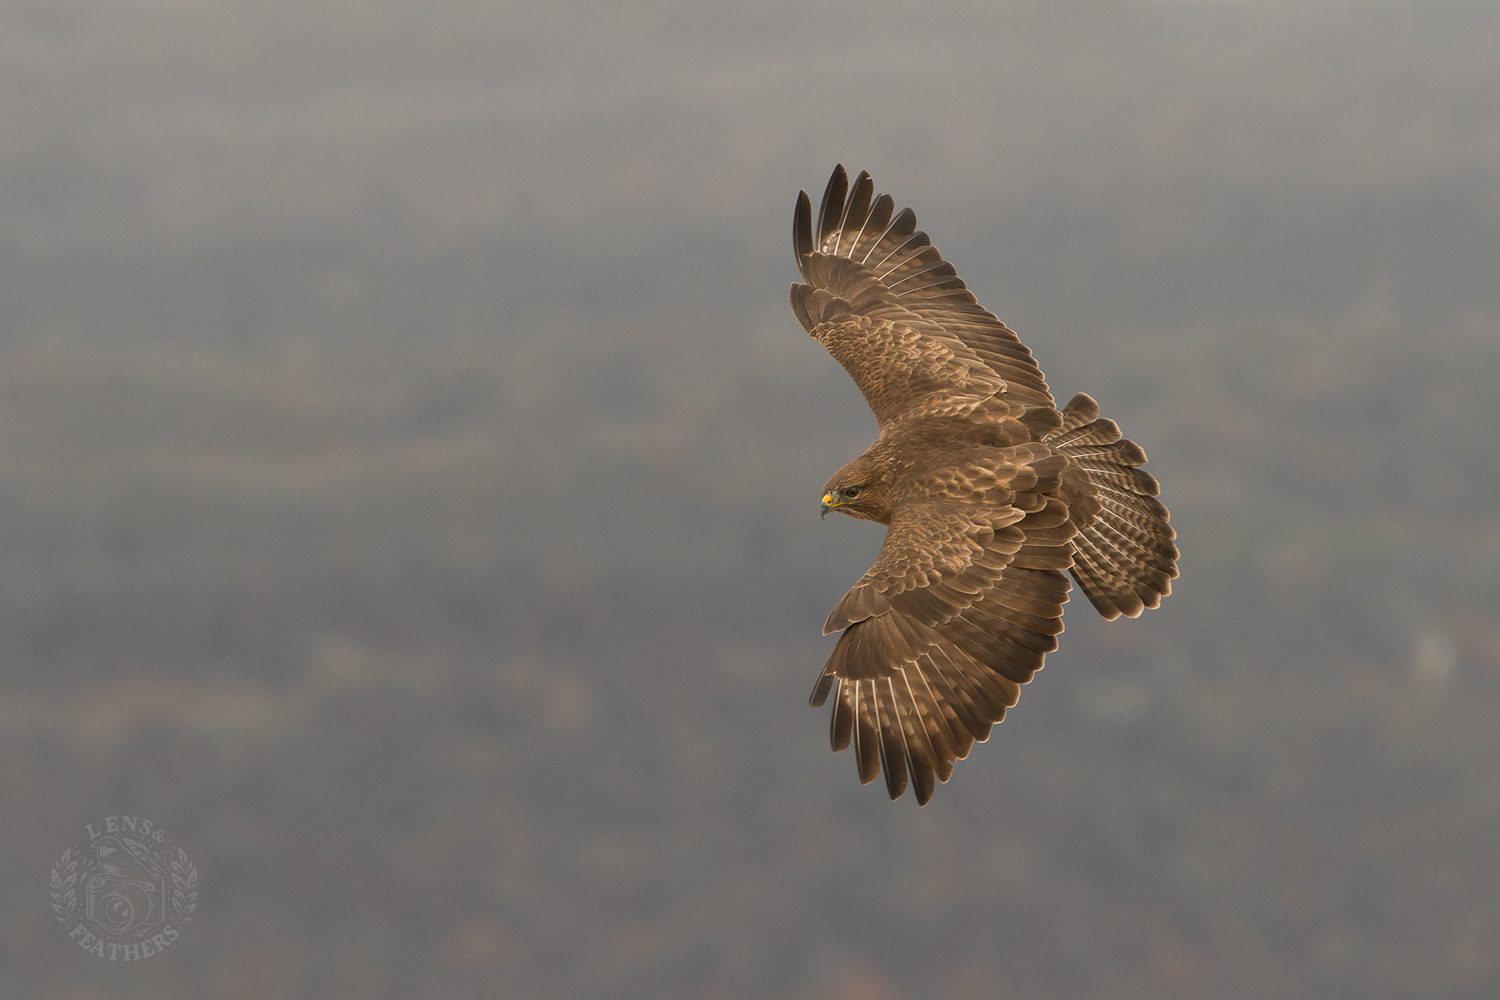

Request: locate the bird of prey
(791, 165), (1178, 804)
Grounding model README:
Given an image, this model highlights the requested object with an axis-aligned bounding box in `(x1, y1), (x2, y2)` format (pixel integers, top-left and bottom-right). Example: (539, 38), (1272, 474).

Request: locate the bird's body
(792, 165), (1179, 804)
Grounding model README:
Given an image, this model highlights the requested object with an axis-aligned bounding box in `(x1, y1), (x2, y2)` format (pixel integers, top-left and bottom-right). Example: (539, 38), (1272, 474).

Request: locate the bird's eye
(843, 486), (861, 499)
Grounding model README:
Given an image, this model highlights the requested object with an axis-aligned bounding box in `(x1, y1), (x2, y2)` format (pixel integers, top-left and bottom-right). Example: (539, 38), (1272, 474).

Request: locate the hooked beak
(821, 492), (837, 519)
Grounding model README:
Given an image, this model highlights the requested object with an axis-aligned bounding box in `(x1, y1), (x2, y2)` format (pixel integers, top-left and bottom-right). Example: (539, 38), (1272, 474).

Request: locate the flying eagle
(792, 165), (1178, 804)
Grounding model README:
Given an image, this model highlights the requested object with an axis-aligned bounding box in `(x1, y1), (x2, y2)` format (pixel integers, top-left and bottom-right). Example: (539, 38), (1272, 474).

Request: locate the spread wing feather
(810, 482), (1077, 804)
(793, 165), (1055, 417)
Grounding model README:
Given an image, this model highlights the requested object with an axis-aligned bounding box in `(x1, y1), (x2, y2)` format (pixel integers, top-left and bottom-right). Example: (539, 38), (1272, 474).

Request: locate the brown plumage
(793, 165), (1179, 804)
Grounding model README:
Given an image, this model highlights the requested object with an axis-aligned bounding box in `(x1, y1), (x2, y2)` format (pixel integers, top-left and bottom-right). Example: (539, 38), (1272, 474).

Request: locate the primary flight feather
(792, 165), (1179, 804)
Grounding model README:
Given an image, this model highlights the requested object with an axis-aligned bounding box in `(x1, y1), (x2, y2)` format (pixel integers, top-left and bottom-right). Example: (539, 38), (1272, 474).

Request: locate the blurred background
(4, 0), (1500, 996)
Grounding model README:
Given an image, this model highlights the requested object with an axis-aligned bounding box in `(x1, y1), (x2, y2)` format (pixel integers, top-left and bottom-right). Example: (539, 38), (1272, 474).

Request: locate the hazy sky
(7, 2), (1500, 998)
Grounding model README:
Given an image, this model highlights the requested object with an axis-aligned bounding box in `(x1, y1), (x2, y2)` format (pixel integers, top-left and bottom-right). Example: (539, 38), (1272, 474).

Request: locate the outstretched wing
(790, 164), (1055, 427)
(810, 446), (1077, 804)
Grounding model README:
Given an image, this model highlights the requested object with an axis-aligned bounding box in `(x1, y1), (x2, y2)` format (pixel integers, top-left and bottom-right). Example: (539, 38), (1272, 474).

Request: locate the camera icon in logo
(83, 836), (167, 936)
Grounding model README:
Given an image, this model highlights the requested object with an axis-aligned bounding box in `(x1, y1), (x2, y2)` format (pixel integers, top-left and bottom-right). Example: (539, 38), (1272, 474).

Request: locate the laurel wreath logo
(49, 847), (79, 925)
(171, 847), (199, 925)
(51, 818), (200, 959)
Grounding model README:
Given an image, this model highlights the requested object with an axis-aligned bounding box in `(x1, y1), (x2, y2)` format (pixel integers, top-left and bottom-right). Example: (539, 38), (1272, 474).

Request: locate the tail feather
(1046, 393), (1179, 620)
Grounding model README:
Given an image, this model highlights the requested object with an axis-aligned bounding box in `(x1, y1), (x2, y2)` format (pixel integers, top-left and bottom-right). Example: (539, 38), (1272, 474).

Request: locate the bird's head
(820, 456), (892, 523)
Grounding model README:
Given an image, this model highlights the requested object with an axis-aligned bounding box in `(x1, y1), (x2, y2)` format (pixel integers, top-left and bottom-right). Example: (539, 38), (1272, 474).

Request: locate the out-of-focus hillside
(3, 1), (1500, 998)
